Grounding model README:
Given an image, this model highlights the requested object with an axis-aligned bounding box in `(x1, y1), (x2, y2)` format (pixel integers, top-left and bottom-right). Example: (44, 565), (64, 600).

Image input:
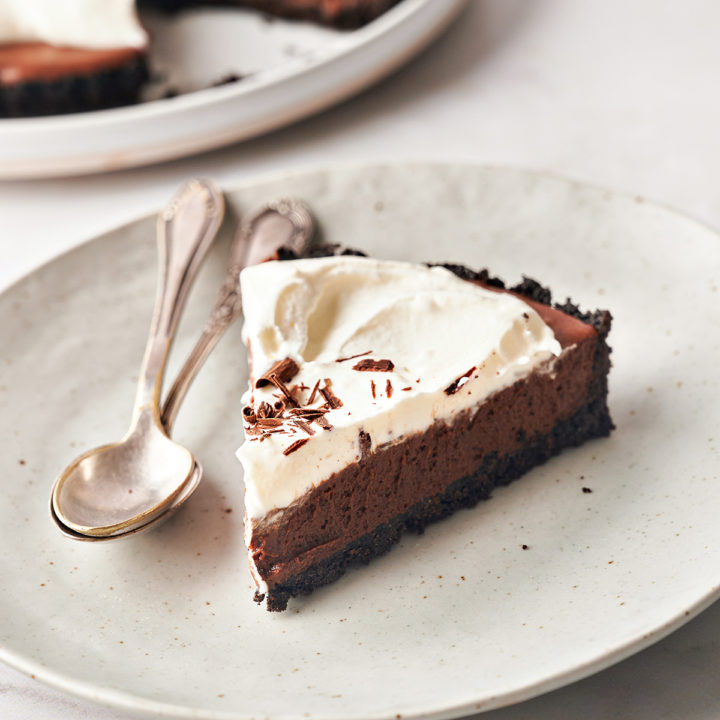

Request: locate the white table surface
(2, 1), (720, 718)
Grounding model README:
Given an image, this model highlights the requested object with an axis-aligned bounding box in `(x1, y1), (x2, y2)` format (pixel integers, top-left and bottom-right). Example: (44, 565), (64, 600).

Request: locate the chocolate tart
(0, 44), (149, 118)
(1, 0), (398, 117)
(239, 247), (613, 611)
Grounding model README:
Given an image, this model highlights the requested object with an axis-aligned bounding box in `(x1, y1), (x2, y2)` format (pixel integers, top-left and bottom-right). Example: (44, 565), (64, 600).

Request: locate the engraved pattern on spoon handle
(133, 179), (225, 420)
(160, 199), (314, 432)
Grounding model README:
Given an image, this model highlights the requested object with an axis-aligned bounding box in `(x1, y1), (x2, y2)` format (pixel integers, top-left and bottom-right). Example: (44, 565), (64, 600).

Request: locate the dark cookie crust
(0, 55), (149, 118)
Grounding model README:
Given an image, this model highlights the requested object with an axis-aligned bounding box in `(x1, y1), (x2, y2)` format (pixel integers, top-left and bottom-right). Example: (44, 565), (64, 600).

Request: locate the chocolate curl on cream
(444, 367), (477, 396)
(319, 380), (343, 409)
(256, 357), (299, 388)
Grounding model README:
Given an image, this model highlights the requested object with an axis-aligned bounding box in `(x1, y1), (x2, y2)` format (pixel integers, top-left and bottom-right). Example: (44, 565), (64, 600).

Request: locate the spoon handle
(160, 198), (314, 432)
(133, 179), (225, 422)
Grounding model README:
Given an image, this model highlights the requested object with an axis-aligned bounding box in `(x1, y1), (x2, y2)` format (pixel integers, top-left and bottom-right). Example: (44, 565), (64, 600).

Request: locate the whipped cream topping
(0, 0), (147, 50)
(236, 256), (562, 523)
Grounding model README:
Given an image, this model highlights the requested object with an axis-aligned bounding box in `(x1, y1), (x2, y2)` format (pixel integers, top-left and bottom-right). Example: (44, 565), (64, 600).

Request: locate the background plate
(0, 0), (466, 179)
(0, 164), (719, 719)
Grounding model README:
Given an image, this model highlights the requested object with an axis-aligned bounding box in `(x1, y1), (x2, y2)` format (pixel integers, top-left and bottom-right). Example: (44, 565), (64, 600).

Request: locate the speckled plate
(0, 164), (719, 719)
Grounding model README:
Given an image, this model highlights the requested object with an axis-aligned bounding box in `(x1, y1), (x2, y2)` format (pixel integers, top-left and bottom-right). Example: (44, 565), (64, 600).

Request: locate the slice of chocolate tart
(236, 250), (613, 611)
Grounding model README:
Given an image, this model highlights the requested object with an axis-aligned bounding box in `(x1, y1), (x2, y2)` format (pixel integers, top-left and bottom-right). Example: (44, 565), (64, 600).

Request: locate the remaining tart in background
(237, 250), (613, 610)
(0, 0), (149, 117)
(0, 0), (401, 117)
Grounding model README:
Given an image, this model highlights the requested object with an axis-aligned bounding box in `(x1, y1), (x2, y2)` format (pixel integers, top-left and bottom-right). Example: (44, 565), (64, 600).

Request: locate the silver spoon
(50, 461), (202, 542)
(52, 198), (314, 541)
(51, 179), (225, 537)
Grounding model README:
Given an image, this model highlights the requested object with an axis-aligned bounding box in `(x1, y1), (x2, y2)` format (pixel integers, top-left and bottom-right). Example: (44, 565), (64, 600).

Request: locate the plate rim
(1, 161), (720, 719)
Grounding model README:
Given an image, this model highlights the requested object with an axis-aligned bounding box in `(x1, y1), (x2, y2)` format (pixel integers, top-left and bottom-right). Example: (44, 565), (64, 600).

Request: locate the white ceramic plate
(1, 164), (719, 719)
(0, 0), (466, 179)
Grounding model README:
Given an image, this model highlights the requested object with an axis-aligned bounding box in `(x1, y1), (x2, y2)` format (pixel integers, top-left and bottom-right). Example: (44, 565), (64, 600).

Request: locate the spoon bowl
(52, 408), (194, 536)
(51, 460), (203, 541)
(51, 178), (224, 537)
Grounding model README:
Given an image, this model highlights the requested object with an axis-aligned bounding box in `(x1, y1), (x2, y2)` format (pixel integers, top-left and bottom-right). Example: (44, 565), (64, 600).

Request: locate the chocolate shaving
(290, 383), (308, 398)
(358, 430), (372, 460)
(283, 438), (309, 456)
(307, 379), (321, 405)
(288, 407), (328, 418)
(401, 386), (412, 392)
(268, 374), (298, 408)
(370, 380), (376, 399)
(385, 379), (393, 398)
(256, 401), (275, 418)
(242, 406), (257, 424)
(256, 357), (299, 389)
(316, 416), (333, 431)
(352, 358), (395, 372)
(336, 350), (373, 363)
(291, 419), (315, 436)
(319, 380), (343, 409)
(256, 417), (283, 427)
(444, 366), (477, 396)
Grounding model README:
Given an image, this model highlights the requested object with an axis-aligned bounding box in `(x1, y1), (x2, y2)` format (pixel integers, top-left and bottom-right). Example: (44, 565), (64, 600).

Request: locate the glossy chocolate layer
(0, 43), (144, 85)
